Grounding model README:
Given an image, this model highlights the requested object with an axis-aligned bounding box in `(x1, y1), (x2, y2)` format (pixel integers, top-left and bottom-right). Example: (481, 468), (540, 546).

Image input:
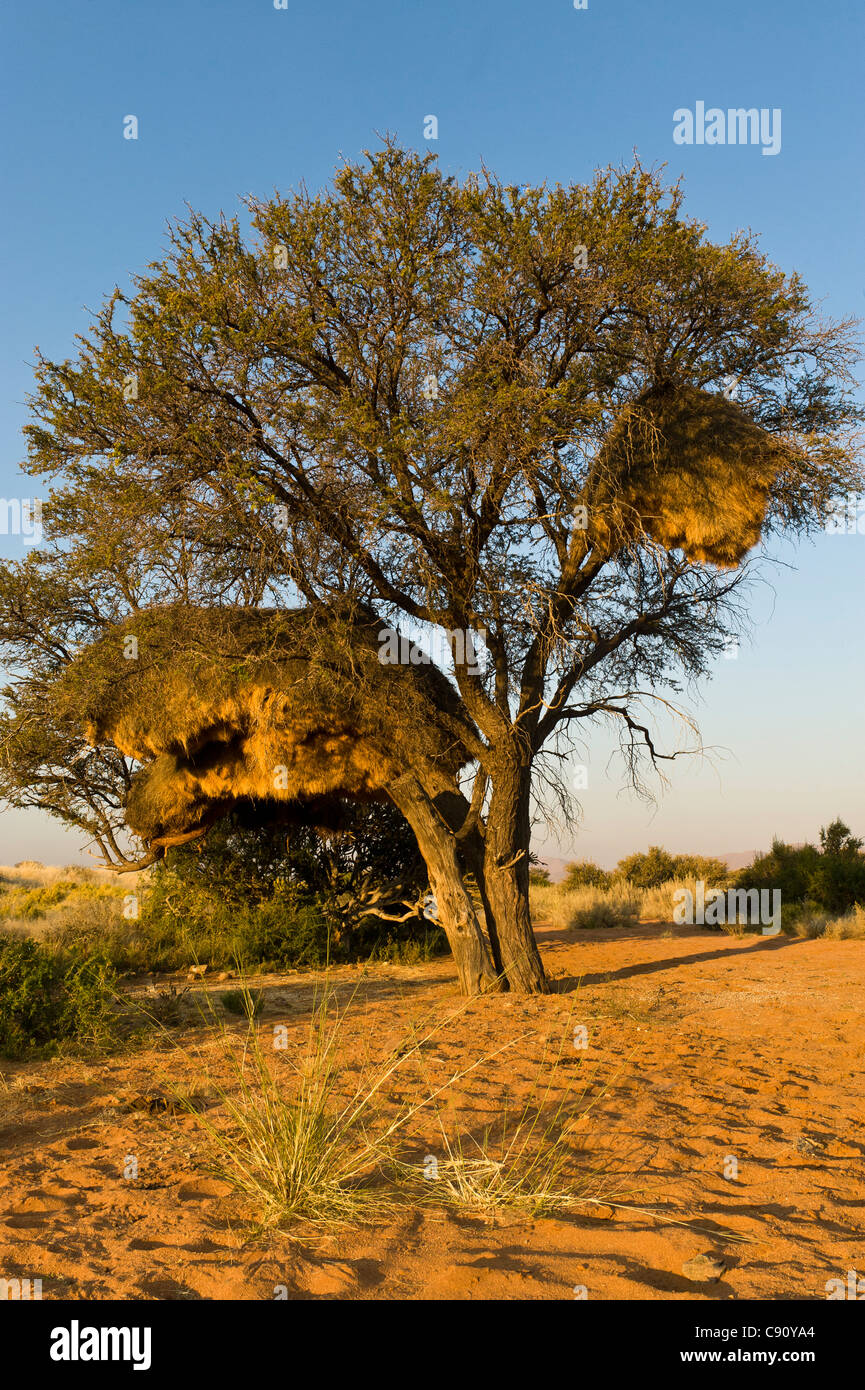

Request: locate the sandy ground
(1, 922), (863, 1301)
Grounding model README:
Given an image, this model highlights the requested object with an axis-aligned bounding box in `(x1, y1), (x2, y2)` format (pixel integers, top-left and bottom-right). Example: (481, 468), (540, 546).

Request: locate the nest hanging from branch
(588, 383), (795, 567)
(60, 603), (473, 854)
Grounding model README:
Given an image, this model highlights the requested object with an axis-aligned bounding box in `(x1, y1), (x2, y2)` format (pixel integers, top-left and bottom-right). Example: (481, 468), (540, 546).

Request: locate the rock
(796, 1132), (827, 1156)
(682, 1252), (727, 1283)
(216, 971), (233, 982)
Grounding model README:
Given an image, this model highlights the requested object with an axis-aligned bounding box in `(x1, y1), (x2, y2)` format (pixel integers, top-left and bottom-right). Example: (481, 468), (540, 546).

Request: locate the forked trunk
(388, 774), (499, 996)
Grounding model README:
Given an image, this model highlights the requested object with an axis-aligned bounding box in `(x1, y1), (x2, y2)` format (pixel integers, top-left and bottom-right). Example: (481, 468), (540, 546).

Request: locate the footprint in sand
(3, 1193), (76, 1228)
(177, 1179), (234, 1201)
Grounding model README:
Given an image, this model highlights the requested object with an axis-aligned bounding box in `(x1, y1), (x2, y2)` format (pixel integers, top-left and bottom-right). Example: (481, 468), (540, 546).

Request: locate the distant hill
(719, 850), (760, 871)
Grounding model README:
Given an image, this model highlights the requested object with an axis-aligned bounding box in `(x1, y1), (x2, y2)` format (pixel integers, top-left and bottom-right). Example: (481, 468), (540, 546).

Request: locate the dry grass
(171, 985), (516, 1230)
(785, 903), (865, 940)
(0, 866), (131, 939)
(164, 980), (637, 1233)
(414, 1034), (625, 1217)
(531, 882), (641, 930)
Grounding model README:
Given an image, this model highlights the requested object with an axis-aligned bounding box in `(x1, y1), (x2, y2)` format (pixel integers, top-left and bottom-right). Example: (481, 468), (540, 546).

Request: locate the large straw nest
(588, 383), (794, 567)
(60, 603), (472, 844)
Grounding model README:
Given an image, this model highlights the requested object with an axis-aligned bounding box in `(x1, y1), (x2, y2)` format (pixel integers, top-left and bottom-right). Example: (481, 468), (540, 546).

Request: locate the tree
(529, 865), (551, 886)
(562, 860), (611, 890)
(819, 818), (863, 858)
(615, 845), (677, 888)
(162, 800), (435, 954)
(2, 142), (861, 993)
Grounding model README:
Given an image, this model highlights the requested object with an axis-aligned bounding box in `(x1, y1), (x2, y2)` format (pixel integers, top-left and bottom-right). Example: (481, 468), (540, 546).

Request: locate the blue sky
(1, 0), (863, 866)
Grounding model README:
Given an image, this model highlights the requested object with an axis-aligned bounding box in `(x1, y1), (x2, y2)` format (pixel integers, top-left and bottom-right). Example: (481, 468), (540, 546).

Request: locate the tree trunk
(388, 774), (499, 996)
(484, 765), (548, 993)
(427, 786), (506, 980)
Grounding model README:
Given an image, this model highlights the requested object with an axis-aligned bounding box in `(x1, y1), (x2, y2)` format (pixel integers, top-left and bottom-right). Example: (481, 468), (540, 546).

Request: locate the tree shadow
(550, 932), (805, 991)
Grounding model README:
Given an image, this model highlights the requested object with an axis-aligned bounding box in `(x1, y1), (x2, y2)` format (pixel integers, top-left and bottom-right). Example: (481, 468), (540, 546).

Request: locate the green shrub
(0, 932), (118, 1058)
(561, 860), (611, 890)
(614, 847), (677, 888)
(220, 988), (264, 1018)
(615, 847), (732, 889)
(736, 823), (865, 913)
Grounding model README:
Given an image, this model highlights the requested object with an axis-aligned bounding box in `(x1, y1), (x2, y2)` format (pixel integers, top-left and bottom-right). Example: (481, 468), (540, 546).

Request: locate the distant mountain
(719, 850), (760, 870)
(531, 855), (570, 882)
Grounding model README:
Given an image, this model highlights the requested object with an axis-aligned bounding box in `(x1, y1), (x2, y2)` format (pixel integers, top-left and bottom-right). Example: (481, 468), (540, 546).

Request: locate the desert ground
(1, 920), (862, 1301)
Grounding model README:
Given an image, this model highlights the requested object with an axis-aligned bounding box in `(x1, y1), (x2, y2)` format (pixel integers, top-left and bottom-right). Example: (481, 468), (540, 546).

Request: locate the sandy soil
(1, 922), (863, 1301)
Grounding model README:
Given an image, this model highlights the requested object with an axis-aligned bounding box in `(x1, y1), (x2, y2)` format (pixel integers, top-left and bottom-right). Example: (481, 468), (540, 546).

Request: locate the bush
(783, 902), (865, 940)
(0, 932), (118, 1058)
(561, 860), (611, 890)
(671, 855), (732, 884)
(615, 846), (731, 889)
(736, 823), (865, 914)
(806, 853), (865, 913)
(737, 838), (821, 902)
(614, 846), (677, 888)
(533, 884), (641, 931)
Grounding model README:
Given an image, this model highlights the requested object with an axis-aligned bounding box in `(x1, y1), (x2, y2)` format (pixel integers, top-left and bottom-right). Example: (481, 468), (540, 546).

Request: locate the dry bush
(531, 883), (641, 930)
(0, 863), (122, 892)
(640, 877), (700, 923)
(785, 902), (865, 940)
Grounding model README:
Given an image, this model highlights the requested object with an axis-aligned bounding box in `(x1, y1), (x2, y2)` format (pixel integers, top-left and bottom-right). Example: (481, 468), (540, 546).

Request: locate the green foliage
(613, 846), (730, 889)
(562, 860), (611, 890)
(0, 932), (118, 1058)
(802, 853), (865, 913)
(735, 822), (865, 913)
(819, 817), (863, 858)
(529, 866), (551, 887)
(614, 846), (677, 888)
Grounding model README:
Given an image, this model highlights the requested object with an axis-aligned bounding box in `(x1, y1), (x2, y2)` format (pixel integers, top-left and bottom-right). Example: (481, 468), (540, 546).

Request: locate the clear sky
(1, 0), (862, 866)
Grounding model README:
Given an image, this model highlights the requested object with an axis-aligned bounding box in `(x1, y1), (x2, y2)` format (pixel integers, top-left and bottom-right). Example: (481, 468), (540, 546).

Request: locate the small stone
(682, 1252), (727, 1283)
(796, 1132), (827, 1156)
